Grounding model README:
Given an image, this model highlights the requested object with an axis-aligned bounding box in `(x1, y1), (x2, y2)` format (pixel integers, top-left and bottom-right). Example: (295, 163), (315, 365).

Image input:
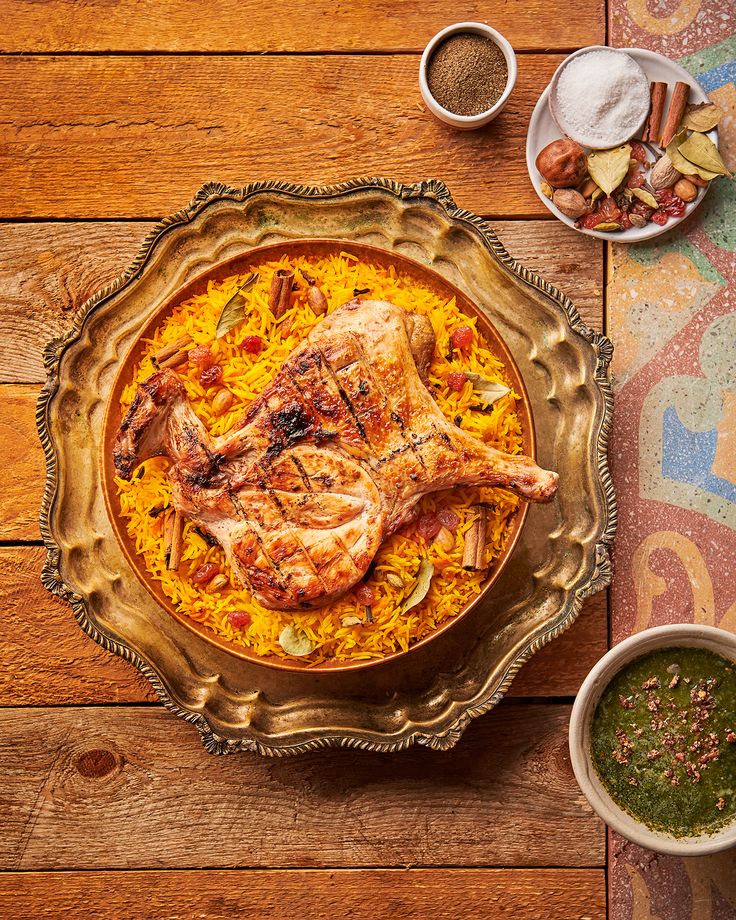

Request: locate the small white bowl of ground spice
(420, 22), (517, 130)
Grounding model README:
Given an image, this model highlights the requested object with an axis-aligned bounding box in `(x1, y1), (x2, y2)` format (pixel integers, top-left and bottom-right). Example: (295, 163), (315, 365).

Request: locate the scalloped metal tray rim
(37, 177), (617, 756)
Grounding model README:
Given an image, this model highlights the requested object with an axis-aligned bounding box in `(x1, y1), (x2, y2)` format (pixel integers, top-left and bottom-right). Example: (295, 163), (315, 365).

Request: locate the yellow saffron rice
(116, 253), (523, 663)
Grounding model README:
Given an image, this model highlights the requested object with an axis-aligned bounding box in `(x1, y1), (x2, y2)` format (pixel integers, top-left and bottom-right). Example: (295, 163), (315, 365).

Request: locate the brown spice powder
(427, 33), (508, 117)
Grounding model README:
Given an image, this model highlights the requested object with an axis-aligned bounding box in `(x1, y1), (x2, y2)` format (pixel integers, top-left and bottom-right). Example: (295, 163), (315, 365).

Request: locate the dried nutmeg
(552, 188), (588, 219)
(650, 154), (682, 190)
(535, 139), (587, 188)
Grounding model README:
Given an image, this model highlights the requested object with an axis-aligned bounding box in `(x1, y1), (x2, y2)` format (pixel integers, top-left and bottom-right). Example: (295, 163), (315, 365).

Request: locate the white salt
(553, 49), (650, 148)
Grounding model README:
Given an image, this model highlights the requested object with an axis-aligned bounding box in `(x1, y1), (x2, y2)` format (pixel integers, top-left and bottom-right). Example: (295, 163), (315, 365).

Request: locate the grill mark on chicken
(317, 346), (369, 444)
(290, 455), (313, 493)
(114, 299), (559, 611)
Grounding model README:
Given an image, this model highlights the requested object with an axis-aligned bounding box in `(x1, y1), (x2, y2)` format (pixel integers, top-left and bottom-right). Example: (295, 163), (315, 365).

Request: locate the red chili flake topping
(668, 673), (680, 689)
(726, 730), (736, 744)
(716, 797), (726, 811)
(241, 335), (264, 355)
(447, 372), (468, 392)
(354, 583), (375, 606)
(416, 513), (441, 541)
(228, 610), (251, 629)
(699, 750), (720, 765)
(192, 562), (219, 585)
(200, 364), (223, 388)
(646, 749), (662, 761)
(437, 509), (460, 532)
(619, 694), (636, 710)
(451, 326), (474, 350)
(642, 676), (661, 690)
(675, 751), (685, 762)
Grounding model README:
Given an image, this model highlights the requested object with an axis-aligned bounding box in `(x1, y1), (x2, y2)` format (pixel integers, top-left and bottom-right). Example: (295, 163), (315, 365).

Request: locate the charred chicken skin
(114, 299), (558, 611)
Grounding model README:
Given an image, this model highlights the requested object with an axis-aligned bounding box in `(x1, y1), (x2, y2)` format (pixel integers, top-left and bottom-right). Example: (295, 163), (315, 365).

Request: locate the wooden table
(0, 3), (611, 917)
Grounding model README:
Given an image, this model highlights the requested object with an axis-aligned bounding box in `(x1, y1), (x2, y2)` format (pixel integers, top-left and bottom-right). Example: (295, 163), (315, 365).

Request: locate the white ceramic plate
(526, 47), (717, 241)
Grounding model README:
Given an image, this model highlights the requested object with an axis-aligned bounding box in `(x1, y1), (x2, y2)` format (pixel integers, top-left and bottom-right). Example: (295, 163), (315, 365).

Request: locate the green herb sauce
(591, 647), (736, 837)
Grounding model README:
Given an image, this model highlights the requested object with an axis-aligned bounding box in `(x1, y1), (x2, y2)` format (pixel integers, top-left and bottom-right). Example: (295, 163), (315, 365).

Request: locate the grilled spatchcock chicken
(114, 299), (558, 611)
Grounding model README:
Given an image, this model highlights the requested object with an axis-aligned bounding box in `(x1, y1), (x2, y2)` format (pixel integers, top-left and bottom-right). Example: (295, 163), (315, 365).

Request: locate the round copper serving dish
(101, 239), (535, 672)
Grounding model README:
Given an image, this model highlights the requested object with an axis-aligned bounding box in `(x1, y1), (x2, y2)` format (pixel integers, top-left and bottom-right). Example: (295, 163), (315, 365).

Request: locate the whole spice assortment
(537, 51), (730, 235)
(591, 647), (736, 837)
(427, 32), (508, 116)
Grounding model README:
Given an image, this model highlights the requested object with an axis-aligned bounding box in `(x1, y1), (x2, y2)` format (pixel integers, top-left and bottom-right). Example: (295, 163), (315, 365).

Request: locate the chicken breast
(114, 299), (558, 610)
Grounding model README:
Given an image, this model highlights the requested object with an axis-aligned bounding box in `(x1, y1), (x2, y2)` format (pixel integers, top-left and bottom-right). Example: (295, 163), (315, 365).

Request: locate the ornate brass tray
(99, 238), (535, 672)
(38, 178), (615, 754)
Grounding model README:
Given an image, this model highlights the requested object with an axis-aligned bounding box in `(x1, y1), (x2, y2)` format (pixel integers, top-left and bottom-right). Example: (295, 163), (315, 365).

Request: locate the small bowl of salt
(549, 46), (650, 149)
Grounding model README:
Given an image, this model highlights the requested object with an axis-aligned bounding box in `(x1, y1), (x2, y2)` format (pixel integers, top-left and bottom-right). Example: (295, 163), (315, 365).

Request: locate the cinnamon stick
(269, 268), (295, 318)
(644, 81), (666, 142)
(462, 504), (488, 571)
(153, 334), (191, 365)
(158, 348), (191, 369)
(166, 509), (185, 571)
(660, 81), (690, 148)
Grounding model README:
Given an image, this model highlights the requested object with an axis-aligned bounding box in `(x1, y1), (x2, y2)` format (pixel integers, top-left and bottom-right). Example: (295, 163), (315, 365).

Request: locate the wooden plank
(0, 704), (604, 869)
(0, 387), (44, 541)
(0, 868), (607, 919)
(0, 221), (603, 385)
(0, 545), (605, 705)
(0, 1), (604, 53)
(0, 54), (563, 219)
(0, 546), (156, 705)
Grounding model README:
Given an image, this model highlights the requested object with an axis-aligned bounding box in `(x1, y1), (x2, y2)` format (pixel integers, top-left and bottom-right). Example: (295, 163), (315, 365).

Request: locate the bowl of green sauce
(570, 624), (736, 855)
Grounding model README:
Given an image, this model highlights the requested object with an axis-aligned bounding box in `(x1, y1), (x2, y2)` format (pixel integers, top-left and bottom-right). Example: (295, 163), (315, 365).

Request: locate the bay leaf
(278, 624), (316, 657)
(679, 132), (731, 177)
(682, 102), (724, 133)
(215, 272), (259, 338)
(632, 187), (658, 209)
(401, 559), (434, 614)
(466, 373), (510, 407)
(666, 132), (719, 181)
(587, 145), (631, 196)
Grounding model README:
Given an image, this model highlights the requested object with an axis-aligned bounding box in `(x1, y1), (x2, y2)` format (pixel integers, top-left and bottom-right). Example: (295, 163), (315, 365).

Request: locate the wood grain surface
(0, 545), (605, 705)
(0, 0), (604, 53)
(0, 221), (602, 384)
(0, 704), (604, 870)
(0, 868), (606, 919)
(0, 5), (611, 912)
(0, 54), (564, 219)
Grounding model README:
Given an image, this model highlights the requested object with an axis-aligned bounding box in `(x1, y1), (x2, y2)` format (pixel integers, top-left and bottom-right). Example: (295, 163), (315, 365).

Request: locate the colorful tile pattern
(608, 7), (735, 918)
